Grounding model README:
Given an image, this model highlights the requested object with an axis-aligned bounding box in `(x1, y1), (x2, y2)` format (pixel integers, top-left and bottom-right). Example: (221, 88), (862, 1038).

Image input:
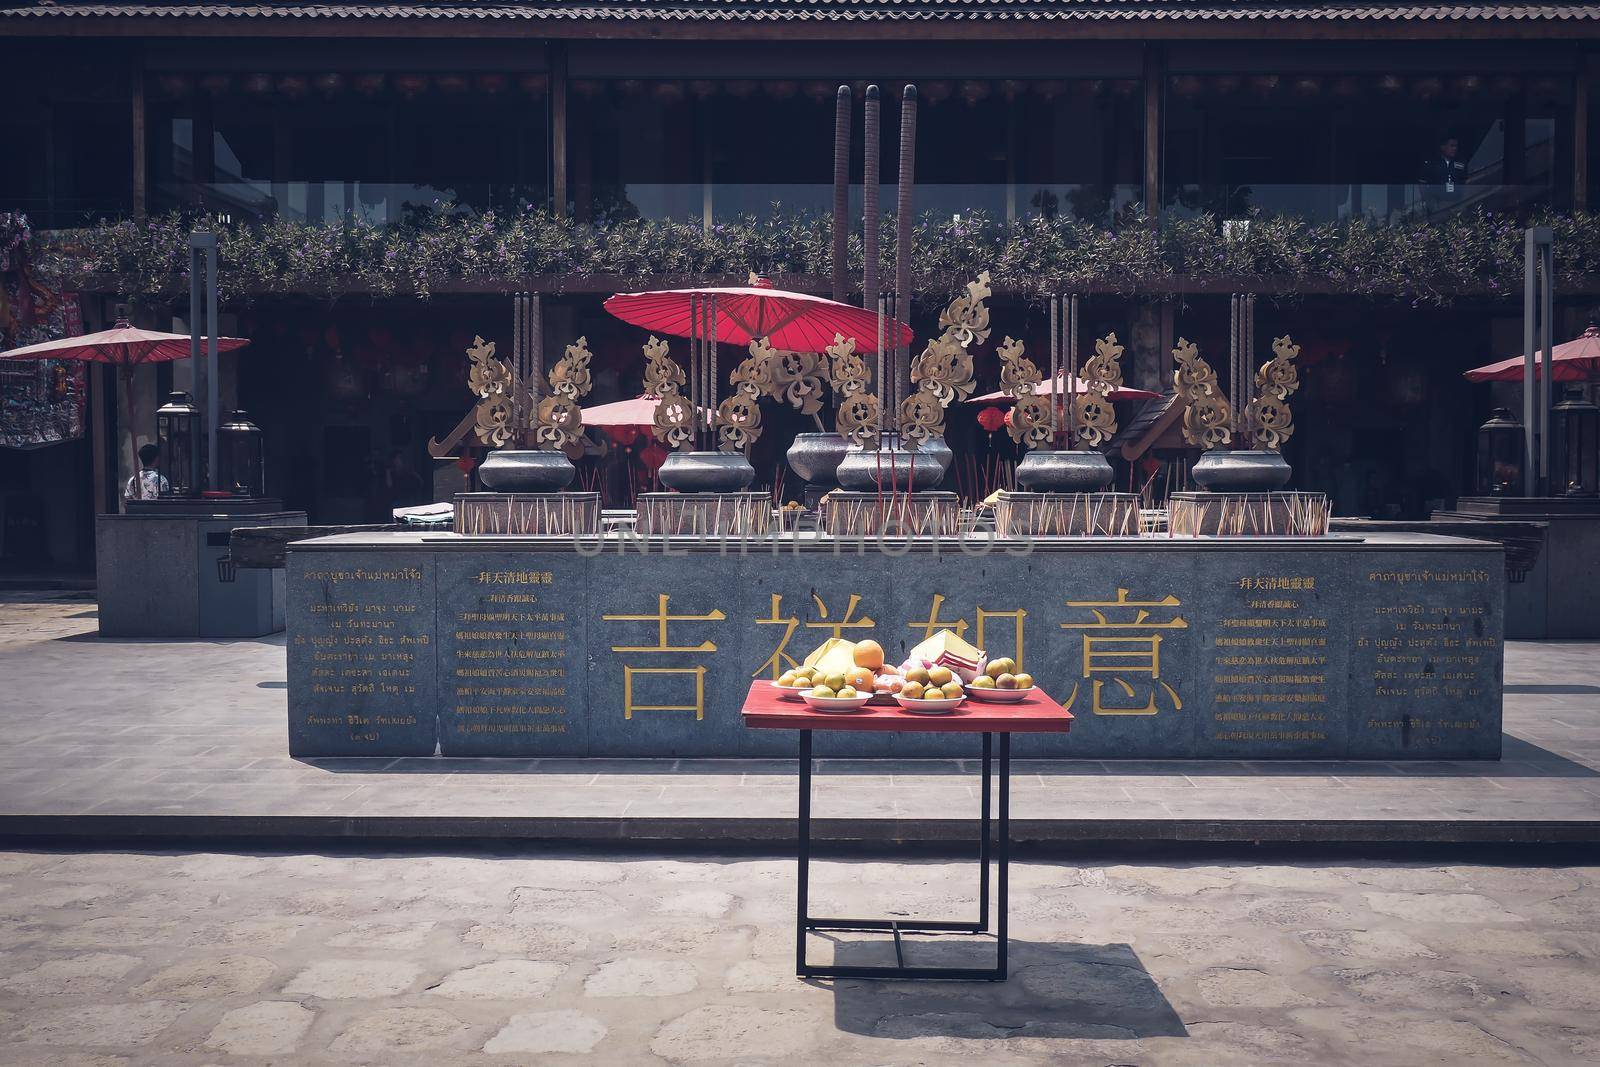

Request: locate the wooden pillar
(131, 50), (146, 220)
(550, 43), (568, 218)
(1577, 57), (1592, 211)
(1142, 44), (1164, 214)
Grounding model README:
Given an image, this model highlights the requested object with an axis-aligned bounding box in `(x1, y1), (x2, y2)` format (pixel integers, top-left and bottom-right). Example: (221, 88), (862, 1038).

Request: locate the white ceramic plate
(894, 694), (964, 714)
(771, 682), (814, 701)
(801, 692), (873, 713)
(964, 686), (1037, 704)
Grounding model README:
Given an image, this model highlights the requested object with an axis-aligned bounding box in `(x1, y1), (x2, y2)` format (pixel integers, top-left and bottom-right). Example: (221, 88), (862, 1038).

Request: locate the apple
(837, 685), (857, 699)
(986, 657), (1015, 679)
(905, 667), (931, 685)
(901, 681), (925, 700)
(970, 675), (995, 689)
(996, 673), (1018, 690)
(927, 665), (954, 686)
(940, 681), (964, 699)
(811, 684), (835, 698)
(1014, 672), (1034, 689)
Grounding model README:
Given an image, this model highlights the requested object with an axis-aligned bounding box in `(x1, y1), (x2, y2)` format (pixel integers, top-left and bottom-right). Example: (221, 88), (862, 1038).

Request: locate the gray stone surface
(286, 551), (437, 756)
(95, 511), (303, 639)
(1, 592), (1596, 839)
(285, 531), (1506, 760)
(0, 849), (1596, 1064)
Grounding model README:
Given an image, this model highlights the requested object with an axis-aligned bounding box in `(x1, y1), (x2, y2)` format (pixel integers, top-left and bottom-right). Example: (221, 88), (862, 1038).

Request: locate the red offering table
(742, 680), (1073, 982)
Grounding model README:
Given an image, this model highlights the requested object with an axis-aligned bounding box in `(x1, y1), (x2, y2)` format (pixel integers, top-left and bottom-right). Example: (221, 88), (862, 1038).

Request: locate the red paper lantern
(607, 425), (641, 447)
(977, 406), (1006, 433)
(640, 441), (669, 471)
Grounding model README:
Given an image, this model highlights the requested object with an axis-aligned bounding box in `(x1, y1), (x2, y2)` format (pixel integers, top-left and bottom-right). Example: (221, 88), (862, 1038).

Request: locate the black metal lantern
(1476, 407), (1524, 496)
(156, 391), (203, 497)
(1551, 386), (1600, 497)
(217, 409), (265, 497)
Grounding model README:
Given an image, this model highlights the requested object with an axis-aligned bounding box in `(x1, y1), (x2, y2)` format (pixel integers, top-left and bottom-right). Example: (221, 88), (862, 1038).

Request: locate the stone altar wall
(287, 534), (1504, 760)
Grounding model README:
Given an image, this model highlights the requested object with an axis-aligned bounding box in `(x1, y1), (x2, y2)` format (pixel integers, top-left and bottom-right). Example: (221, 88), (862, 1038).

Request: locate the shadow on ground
(823, 938), (1186, 1043)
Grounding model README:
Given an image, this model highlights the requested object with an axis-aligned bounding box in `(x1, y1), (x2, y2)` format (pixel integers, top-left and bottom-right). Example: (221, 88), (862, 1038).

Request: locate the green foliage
(30, 206), (1600, 307)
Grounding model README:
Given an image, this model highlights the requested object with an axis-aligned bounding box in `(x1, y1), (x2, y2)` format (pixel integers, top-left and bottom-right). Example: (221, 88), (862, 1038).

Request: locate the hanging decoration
(1242, 335), (1301, 451)
(1172, 338), (1235, 449)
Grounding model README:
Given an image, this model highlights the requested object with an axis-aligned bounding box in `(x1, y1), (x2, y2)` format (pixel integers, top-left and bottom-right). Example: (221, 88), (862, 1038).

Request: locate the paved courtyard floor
(0, 849), (1596, 1066)
(2, 593), (1598, 841)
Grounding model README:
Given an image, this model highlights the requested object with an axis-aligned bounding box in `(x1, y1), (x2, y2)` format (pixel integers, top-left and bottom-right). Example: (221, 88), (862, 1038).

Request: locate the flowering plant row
(28, 206), (1600, 306)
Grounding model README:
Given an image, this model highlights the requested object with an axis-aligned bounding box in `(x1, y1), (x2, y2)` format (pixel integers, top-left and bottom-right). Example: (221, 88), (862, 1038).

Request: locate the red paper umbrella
(1464, 323), (1600, 383)
(603, 276), (912, 355)
(976, 406), (1006, 432)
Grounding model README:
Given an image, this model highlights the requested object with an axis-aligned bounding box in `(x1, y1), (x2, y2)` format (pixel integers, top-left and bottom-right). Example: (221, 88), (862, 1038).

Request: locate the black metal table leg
(795, 728), (1010, 981)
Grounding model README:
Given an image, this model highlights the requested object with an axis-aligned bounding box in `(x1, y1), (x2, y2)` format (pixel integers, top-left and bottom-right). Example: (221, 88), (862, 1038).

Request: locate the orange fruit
(845, 666), (875, 690)
(853, 639), (885, 670)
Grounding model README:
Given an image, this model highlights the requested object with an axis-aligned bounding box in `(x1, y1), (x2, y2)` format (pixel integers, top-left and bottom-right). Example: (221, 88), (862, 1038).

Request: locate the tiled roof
(5, 1), (1600, 24)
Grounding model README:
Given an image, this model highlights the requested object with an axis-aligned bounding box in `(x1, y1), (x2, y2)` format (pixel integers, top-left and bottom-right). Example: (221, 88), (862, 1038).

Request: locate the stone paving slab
(0, 849), (1597, 1065)
(2, 593), (1599, 845)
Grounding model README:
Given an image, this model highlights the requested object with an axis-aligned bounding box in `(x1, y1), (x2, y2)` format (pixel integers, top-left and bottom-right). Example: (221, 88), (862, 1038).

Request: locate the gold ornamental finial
(642, 336), (695, 450)
(1172, 337), (1235, 449)
(534, 336), (594, 452)
(996, 336), (1051, 448)
(826, 332), (882, 448)
(716, 337), (774, 454)
(1072, 331), (1125, 447)
(467, 335), (518, 448)
(1243, 334), (1301, 450)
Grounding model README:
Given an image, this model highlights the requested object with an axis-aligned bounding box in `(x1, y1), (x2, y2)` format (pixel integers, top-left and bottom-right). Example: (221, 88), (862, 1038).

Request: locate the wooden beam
(550, 41), (568, 219)
(6, 16), (1600, 42)
(1142, 43), (1163, 214)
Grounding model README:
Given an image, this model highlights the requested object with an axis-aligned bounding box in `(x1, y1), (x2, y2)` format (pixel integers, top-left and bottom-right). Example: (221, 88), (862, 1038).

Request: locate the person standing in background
(1419, 135), (1467, 210)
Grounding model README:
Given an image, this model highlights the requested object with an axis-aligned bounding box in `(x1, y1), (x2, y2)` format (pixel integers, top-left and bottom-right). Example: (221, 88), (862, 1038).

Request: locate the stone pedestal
(636, 492), (771, 536)
(1436, 496), (1600, 638)
(1169, 492), (1330, 537)
(820, 491), (959, 537)
(454, 492), (601, 536)
(994, 491), (1140, 536)
(98, 500), (305, 637)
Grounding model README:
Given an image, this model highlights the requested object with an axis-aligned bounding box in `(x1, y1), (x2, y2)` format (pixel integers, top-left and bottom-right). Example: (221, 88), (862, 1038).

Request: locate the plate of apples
(964, 657), (1035, 703)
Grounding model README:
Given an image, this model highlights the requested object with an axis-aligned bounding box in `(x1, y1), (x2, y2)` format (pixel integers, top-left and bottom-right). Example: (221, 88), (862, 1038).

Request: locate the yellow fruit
(837, 685), (857, 699)
(901, 681), (925, 700)
(905, 667), (930, 685)
(941, 681), (964, 699)
(970, 676), (995, 689)
(777, 672), (797, 687)
(1014, 672), (1034, 689)
(986, 657), (1015, 679)
(928, 665), (954, 686)
(825, 673), (847, 691)
(811, 684), (835, 698)
(997, 673), (1018, 690)
(853, 639), (885, 670)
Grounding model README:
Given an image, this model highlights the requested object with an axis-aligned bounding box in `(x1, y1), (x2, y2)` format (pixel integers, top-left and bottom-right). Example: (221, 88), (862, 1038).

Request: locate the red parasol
(582, 394), (713, 430)
(969, 372), (1160, 404)
(0, 318), (250, 366)
(1464, 324), (1600, 383)
(603, 276), (912, 354)
(0, 316), (251, 460)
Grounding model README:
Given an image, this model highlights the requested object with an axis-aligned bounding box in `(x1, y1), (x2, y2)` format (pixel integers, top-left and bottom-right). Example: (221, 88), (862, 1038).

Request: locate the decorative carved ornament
(643, 335), (695, 450)
(996, 336), (1051, 448)
(468, 335), (519, 448)
(826, 333), (882, 448)
(1243, 334), (1301, 451)
(534, 336), (593, 452)
(1072, 332), (1125, 447)
(1172, 337), (1235, 450)
(717, 337), (774, 454)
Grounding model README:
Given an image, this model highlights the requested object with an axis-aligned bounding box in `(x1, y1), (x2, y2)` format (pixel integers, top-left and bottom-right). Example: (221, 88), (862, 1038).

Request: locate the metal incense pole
(1048, 294), (1060, 445)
